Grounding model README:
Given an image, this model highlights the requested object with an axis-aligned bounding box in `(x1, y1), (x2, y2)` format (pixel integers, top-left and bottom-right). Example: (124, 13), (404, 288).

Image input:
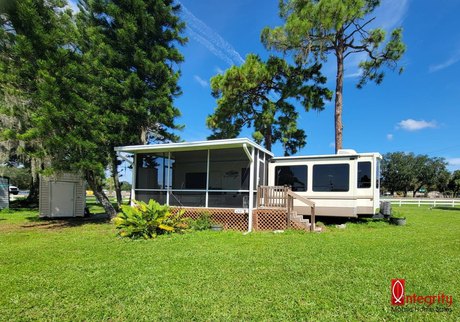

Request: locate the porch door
(50, 182), (75, 217)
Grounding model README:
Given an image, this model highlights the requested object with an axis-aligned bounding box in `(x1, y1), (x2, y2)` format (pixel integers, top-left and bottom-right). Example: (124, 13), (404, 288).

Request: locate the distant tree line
(381, 152), (459, 197)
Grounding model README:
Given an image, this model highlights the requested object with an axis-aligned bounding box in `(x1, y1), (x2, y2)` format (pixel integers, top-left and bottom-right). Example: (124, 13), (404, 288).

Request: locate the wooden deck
(257, 186), (316, 232)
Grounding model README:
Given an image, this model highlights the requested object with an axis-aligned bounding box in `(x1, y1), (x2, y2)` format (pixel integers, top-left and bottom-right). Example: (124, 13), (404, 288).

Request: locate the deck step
(290, 211), (310, 230)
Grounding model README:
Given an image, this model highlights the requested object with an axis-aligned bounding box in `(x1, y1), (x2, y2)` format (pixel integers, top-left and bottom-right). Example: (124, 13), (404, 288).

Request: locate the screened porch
(118, 139), (273, 209)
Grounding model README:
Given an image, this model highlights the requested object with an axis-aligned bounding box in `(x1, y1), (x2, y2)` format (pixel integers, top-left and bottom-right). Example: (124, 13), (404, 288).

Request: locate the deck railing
(257, 185), (289, 208)
(257, 185), (316, 232)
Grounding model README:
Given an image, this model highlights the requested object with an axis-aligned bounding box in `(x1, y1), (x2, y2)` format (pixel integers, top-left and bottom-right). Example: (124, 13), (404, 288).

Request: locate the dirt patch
(0, 214), (111, 233)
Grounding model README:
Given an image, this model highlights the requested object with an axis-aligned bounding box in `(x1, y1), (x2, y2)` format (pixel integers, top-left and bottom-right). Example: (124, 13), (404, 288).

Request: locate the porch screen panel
(171, 151), (207, 189)
(136, 191), (166, 204)
(136, 153), (168, 189)
(209, 148), (251, 191)
(169, 192), (206, 207)
(259, 160), (265, 186)
(208, 192), (249, 208)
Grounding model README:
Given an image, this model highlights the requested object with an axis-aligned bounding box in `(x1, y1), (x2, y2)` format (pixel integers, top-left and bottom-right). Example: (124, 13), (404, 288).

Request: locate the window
(376, 160), (381, 189)
(275, 165), (307, 191)
(313, 164), (349, 192)
(357, 162), (372, 188)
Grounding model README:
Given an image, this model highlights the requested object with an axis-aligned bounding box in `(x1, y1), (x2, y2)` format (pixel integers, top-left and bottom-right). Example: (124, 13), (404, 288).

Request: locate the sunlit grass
(0, 206), (458, 320)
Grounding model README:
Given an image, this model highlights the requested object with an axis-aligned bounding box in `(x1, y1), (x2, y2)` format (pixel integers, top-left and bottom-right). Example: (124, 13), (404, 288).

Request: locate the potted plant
(210, 223), (223, 231)
(389, 212), (406, 226)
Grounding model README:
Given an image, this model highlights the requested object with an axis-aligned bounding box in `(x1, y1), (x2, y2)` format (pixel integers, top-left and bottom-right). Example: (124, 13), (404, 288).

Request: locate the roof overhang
(115, 138), (274, 156)
(272, 152), (382, 162)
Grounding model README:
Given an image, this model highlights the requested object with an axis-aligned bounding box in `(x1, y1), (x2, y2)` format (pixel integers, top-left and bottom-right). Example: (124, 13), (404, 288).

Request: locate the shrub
(189, 211), (213, 231)
(113, 200), (186, 239)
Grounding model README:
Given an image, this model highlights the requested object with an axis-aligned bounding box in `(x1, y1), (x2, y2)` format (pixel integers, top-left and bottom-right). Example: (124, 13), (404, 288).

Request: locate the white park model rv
(268, 149), (382, 217)
(116, 138), (382, 230)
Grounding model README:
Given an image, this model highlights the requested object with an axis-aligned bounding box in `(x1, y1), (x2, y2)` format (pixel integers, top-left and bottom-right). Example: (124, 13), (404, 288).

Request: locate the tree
(207, 54), (331, 155)
(381, 152), (415, 196)
(0, 0), (76, 203)
(1, 0), (187, 217)
(381, 152), (449, 197)
(0, 165), (31, 189)
(411, 155), (448, 197)
(77, 0), (186, 207)
(448, 170), (460, 198)
(262, 0), (406, 152)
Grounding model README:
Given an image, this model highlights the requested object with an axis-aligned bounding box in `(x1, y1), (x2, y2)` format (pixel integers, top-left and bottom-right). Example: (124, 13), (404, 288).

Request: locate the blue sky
(171, 0), (460, 171)
(70, 0), (460, 171)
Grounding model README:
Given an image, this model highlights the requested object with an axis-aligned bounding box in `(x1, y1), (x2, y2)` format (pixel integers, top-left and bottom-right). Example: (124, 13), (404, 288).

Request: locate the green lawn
(0, 205), (459, 321)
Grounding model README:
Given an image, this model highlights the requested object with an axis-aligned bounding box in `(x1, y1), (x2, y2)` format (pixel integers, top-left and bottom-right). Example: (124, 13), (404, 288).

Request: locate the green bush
(189, 211), (213, 231)
(113, 200), (186, 239)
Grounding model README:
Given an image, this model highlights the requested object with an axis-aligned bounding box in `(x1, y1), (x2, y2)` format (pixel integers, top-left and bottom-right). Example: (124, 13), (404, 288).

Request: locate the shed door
(50, 182), (75, 217)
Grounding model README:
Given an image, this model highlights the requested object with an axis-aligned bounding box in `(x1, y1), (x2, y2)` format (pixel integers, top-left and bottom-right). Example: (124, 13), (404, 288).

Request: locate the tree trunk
(264, 125), (273, 152)
(26, 158), (40, 204)
(334, 45), (345, 153)
(85, 170), (117, 218)
(26, 173), (39, 203)
(111, 152), (122, 208)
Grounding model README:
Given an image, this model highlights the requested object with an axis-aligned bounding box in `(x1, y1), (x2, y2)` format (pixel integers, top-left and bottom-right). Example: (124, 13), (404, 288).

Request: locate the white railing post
(399, 200), (402, 207)
(418, 199), (420, 207)
(434, 200), (437, 207)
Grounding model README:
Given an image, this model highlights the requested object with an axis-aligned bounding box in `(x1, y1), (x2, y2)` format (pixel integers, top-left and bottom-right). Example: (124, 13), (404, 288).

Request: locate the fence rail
(381, 198), (460, 207)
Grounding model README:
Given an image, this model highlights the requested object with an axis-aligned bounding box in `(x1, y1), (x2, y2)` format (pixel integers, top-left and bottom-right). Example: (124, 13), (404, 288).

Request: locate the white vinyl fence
(380, 198), (460, 207)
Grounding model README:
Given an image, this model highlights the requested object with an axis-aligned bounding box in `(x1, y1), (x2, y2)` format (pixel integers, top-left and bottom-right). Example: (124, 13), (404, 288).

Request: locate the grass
(0, 205), (459, 321)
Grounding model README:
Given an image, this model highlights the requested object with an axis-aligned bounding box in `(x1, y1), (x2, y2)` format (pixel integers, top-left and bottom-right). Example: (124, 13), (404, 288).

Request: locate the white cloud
(373, 0), (409, 30)
(329, 142), (335, 148)
(447, 158), (460, 166)
(387, 134), (393, 140)
(429, 50), (460, 73)
(193, 75), (208, 88)
(179, 2), (244, 66)
(215, 66), (224, 74)
(397, 119), (437, 131)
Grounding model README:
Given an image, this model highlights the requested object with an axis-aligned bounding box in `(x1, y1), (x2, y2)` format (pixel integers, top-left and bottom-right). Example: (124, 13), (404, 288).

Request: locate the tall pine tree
(77, 0), (187, 207)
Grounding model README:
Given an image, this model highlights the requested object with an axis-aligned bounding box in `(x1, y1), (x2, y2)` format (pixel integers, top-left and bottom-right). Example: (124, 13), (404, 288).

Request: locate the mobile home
(115, 138), (381, 231)
(268, 149), (381, 217)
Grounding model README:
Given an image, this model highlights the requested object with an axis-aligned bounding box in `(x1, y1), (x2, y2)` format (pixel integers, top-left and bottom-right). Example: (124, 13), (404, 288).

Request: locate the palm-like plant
(114, 200), (184, 239)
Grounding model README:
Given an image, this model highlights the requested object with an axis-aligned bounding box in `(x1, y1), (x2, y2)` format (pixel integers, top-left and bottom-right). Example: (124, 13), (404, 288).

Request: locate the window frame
(312, 163), (350, 192)
(274, 165), (308, 192)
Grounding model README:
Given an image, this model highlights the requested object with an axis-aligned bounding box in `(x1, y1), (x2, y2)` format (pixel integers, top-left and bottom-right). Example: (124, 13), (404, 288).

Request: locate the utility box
(0, 176), (9, 209)
(39, 173), (86, 218)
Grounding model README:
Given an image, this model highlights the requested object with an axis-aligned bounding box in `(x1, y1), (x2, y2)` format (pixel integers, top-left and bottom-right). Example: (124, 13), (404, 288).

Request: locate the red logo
(391, 279), (405, 305)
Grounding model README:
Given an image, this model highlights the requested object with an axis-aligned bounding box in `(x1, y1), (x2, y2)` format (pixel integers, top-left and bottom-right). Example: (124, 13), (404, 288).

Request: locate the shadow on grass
(9, 199), (38, 210)
(313, 216), (389, 229)
(432, 207), (460, 212)
(315, 216), (384, 224)
(22, 213), (111, 230)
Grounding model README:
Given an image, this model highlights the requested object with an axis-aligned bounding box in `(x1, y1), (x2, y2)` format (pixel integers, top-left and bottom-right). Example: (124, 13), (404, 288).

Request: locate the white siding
(0, 177), (9, 209)
(39, 173), (85, 217)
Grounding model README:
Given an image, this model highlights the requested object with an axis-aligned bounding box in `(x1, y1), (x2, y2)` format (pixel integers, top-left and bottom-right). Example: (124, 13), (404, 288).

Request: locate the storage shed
(0, 176), (9, 209)
(39, 172), (86, 217)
